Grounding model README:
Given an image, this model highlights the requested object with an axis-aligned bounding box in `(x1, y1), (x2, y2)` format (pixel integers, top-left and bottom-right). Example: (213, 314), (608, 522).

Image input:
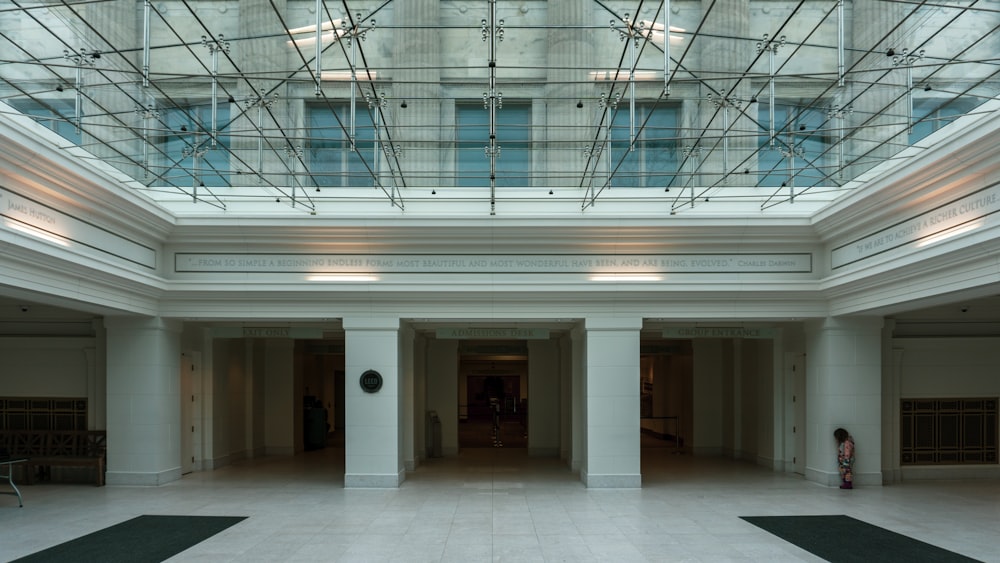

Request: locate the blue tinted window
(757, 104), (830, 188)
(456, 103), (531, 187)
(10, 99), (81, 145)
(909, 97), (982, 145)
(160, 104), (230, 187)
(609, 103), (679, 188)
(307, 103), (375, 187)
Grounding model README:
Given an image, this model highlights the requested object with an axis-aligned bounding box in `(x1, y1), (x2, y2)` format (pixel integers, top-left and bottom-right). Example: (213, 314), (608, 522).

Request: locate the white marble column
(582, 317), (642, 488)
(344, 317), (402, 488)
(805, 316), (883, 487)
(104, 316), (182, 486)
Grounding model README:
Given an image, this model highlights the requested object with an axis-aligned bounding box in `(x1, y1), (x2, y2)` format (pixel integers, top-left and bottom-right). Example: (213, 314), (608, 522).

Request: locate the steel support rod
(768, 50), (775, 147)
(892, 49), (924, 134)
(143, 0), (151, 88)
(628, 16), (636, 151)
(314, 0), (323, 96)
(837, 0), (845, 87)
(202, 35), (228, 148)
(350, 33), (357, 151)
(756, 35), (783, 148)
(664, 0), (671, 95)
(484, 0), (502, 215)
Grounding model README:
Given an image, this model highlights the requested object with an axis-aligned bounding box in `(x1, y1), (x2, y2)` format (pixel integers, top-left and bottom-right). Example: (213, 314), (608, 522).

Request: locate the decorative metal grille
(901, 398), (998, 465)
(0, 397), (88, 431)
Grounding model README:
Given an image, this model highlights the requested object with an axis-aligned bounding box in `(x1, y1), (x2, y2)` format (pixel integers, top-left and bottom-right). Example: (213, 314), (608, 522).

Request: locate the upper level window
(456, 102), (531, 187)
(757, 103), (831, 188)
(159, 103), (230, 187)
(909, 97), (982, 145)
(9, 99), (81, 145)
(609, 102), (679, 188)
(307, 103), (375, 188)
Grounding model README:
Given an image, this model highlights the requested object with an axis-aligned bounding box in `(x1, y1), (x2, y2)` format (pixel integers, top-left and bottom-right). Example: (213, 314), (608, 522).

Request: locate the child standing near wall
(834, 428), (855, 489)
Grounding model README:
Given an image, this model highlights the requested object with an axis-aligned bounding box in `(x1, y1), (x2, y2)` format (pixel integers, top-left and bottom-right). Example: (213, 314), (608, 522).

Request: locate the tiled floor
(1, 447), (998, 562)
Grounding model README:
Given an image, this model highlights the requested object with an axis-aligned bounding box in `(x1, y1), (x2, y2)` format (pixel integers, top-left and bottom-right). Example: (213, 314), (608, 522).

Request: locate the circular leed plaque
(359, 369), (383, 393)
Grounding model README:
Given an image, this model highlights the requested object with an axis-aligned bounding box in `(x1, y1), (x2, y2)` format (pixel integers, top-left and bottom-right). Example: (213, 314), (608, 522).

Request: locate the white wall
(400, 326), (416, 470)
(263, 339), (295, 455)
(0, 337), (94, 397)
(413, 334), (427, 463)
(693, 339), (724, 455)
(528, 339), (560, 456)
(897, 338), (1000, 397)
(559, 334), (572, 461)
(425, 339), (459, 456)
(892, 337), (1000, 479)
(210, 338), (237, 465)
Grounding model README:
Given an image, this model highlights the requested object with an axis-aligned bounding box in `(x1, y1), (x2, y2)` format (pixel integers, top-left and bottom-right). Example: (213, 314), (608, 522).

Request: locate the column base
(344, 469), (405, 488)
(581, 470), (641, 488)
(105, 467), (181, 486)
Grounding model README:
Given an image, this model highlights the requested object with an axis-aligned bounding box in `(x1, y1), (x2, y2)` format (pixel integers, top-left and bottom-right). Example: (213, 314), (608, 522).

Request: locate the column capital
(806, 316), (883, 333)
(585, 317), (643, 331)
(343, 317), (400, 331)
(103, 315), (182, 333)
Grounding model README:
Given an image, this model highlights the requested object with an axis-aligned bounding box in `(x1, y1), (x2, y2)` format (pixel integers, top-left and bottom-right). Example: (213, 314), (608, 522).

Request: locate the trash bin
(427, 411), (442, 458)
(304, 406), (328, 450)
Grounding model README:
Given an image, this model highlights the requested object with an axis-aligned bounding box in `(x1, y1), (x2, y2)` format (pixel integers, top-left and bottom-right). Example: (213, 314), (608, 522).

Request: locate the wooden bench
(0, 430), (106, 486)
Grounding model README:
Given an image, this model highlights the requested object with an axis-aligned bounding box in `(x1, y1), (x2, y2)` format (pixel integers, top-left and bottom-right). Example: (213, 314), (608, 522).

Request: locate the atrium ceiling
(1, 0), (998, 217)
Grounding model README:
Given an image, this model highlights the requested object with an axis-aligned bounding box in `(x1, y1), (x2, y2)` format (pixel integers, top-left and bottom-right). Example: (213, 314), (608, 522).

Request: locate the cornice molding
(0, 102), (176, 241)
(812, 99), (1000, 241)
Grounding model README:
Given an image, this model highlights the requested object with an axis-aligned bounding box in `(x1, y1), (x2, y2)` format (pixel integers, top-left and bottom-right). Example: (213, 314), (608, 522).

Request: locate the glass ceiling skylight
(0, 0), (997, 216)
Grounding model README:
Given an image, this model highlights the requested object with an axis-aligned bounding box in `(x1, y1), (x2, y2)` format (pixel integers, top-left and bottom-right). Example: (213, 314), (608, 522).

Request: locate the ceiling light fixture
(589, 70), (659, 81)
(4, 219), (70, 247)
(636, 20), (686, 46)
(320, 70), (377, 81)
(286, 19), (347, 47)
(916, 220), (982, 248)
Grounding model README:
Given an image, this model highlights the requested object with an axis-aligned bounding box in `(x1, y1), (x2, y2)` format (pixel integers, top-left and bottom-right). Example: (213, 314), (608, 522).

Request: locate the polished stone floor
(1, 446), (998, 562)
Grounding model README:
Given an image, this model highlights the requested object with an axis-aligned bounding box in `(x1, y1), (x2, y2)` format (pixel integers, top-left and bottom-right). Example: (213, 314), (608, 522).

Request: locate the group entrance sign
(662, 327), (779, 339)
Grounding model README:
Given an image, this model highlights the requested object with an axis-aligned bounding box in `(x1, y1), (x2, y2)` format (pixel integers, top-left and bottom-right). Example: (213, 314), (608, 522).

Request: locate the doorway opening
(299, 339), (345, 455)
(458, 341), (528, 449)
(640, 339), (693, 456)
